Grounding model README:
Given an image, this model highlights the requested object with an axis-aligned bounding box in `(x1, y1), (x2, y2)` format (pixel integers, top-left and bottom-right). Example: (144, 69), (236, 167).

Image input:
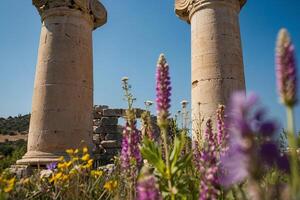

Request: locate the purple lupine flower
(192, 140), (202, 172)
(199, 166), (219, 200)
(137, 168), (162, 200)
(120, 120), (142, 177)
(219, 92), (259, 186)
(220, 92), (289, 187)
(200, 120), (219, 200)
(193, 120), (220, 200)
(276, 28), (297, 107)
(216, 105), (227, 150)
(46, 162), (57, 171)
(156, 54), (171, 125)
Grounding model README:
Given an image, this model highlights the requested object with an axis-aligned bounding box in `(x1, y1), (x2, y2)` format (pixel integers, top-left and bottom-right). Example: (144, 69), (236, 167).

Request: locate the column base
(16, 151), (66, 166)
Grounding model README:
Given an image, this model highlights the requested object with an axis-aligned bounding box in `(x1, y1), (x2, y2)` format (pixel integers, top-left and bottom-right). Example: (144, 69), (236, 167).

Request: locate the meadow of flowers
(0, 28), (298, 200)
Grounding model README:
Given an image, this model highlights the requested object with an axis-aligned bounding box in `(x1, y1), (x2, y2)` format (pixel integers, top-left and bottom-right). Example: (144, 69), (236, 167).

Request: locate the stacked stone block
(92, 105), (146, 165)
(93, 105), (120, 165)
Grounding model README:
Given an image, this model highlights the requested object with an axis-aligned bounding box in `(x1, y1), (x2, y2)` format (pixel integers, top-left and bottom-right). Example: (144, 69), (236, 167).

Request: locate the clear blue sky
(0, 1), (299, 131)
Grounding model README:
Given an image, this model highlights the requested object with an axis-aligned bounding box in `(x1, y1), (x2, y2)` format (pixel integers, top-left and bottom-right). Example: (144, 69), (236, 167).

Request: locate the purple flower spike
(137, 168), (162, 200)
(120, 121), (142, 177)
(276, 28), (297, 107)
(193, 120), (220, 199)
(156, 54), (171, 124)
(216, 105), (227, 149)
(220, 91), (286, 187)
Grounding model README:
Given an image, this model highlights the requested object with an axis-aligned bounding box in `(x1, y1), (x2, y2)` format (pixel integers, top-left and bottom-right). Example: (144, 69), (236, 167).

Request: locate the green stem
(232, 187), (238, 200)
(124, 85), (132, 110)
(286, 106), (299, 197)
(129, 181), (133, 200)
(161, 126), (174, 199)
(238, 184), (247, 200)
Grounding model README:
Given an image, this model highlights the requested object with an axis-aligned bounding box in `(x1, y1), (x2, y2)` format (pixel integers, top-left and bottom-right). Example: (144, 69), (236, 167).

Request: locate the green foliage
(0, 140), (26, 172)
(0, 114), (30, 135)
(141, 132), (196, 200)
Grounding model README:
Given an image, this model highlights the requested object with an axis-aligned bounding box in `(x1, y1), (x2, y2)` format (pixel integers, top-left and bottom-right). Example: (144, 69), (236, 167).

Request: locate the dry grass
(0, 133), (27, 143)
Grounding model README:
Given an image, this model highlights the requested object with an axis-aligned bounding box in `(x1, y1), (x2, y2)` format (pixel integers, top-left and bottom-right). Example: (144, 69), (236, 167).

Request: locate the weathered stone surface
(17, 1), (107, 166)
(32, 0), (107, 29)
(93, 125), (119, 134)
(94, 105), (109, 112)
(105, 133), (122, 141)
(100, 140), (120, 148)
(10, 165), (35, 178)
(93, 111), (102, 119)
(93, 108), (147, 118)
(175, 0), (246, 137)
(175, 0), (246, 23)
(99, 133), (106, 140)
(104, 148), (120, 155)
(102, 109), (124, 117)
(93, 134), (101, 145)
(93, 117), (118, 126)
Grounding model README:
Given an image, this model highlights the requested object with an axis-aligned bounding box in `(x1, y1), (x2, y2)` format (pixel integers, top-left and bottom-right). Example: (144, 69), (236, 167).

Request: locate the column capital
(32, 0), (107, 29)
(175, 0), (246, 24)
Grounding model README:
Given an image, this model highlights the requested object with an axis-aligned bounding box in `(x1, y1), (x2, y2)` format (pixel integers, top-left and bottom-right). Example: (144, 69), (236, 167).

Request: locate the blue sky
(0, 1), (299, 131)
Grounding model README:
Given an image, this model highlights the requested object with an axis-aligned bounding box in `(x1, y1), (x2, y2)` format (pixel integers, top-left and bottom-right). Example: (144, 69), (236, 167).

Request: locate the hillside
(0, 114), (30, 135)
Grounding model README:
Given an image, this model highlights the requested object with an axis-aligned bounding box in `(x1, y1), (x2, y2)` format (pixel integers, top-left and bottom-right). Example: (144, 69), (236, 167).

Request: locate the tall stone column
(175, 0), (247, 137)
(17, 0), (107, 165)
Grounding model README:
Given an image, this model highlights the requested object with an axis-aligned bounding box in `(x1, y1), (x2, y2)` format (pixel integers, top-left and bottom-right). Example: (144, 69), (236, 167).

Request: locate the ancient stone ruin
(175, 0), (247, 137)
(17, 0), (247, 166)
(17, 0), (107, 165)
(92, 105), (146, 166)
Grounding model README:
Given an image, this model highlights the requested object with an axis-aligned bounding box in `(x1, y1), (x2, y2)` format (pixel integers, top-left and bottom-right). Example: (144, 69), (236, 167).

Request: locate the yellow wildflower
(58, 162), (68, 170)
(88, 159), (93, 166)
(91, 170), (103, 178)
(57, 161), (72, 169)
(66, 161), (72, 168)
(58, 156), (65, 161)
(49, 172), (62, 183)
(66, 149), (74, 155)
(83, 147), (88, 154)
(82, 159), (93, 169)
(69, 168), (78, 175)
(82, 162), (92, 170)
(74, 149), (79, 154)
(61, 175), (69, 181)
(4, 177), (15, 193)
(104, 180), (117, 192)
(71, 157), (79, 163)
(81, 154), (90, 161)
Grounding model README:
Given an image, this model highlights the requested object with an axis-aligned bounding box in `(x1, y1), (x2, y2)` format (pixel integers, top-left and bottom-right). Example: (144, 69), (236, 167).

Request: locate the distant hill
(0, 114), (30, 135)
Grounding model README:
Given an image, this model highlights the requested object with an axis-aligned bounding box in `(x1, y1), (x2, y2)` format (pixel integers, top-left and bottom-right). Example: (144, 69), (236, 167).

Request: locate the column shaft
(175, 0), (246, 137)
(17, 0), (107, 165)
(191, 1), (245, 133)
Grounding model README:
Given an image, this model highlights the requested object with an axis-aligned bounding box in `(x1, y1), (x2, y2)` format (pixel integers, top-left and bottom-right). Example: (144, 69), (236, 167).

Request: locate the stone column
(17, 0), (107, 165)
(175, 0), (247, 137)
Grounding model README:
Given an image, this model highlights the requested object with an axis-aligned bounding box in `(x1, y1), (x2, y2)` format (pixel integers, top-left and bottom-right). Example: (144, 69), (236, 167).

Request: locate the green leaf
(170, 133), (186, 173)
(171, 153), (192, 174)
(140, 137), (166, 176)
